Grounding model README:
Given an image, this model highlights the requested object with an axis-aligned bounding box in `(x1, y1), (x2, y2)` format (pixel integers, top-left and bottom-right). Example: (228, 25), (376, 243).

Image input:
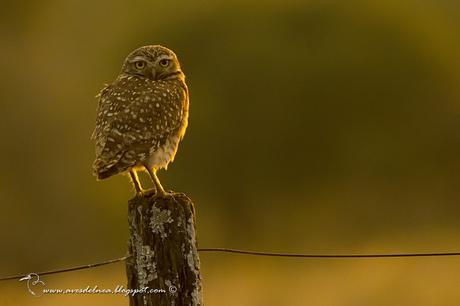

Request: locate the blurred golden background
(1, 0), (460, 305)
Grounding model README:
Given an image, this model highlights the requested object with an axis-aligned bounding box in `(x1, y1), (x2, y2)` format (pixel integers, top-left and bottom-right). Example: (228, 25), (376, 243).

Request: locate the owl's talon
(139, 189), (156, 197)
(153, 189), (170, 198)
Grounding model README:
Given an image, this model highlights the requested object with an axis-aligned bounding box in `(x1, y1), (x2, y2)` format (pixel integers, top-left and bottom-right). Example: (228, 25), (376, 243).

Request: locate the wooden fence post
(125, 192), (203, 306)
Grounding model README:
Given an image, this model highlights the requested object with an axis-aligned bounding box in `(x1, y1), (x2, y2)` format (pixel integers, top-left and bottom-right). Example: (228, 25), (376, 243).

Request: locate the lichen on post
(126, 192), (203, 306)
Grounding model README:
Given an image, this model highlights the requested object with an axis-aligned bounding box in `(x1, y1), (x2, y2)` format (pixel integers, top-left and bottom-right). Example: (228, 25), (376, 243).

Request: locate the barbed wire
(1, 248), (459, 282)
(0, 256), (128, 282)
(198, 248), (460, 258)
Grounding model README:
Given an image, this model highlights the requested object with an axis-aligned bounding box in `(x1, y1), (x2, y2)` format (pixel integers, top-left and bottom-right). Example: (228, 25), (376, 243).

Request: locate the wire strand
(198, 248), (460, 258)
(1, 248), (460, 281)
(0, 256), (128, 282)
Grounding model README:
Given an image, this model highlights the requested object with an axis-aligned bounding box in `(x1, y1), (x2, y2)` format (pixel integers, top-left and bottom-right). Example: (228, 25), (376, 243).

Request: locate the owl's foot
(144, 166), (169, 198)
(153, 188), (170, 198)
(137, 188), (172, 198)
(139, 188), (156, 198)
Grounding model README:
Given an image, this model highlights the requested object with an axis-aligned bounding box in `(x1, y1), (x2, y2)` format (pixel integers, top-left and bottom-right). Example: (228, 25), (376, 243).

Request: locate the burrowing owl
(92, 45), (189, 196)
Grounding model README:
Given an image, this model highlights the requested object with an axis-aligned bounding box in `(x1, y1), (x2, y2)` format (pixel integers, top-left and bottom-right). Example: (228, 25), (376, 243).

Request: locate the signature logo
(19, 273), (45, 296)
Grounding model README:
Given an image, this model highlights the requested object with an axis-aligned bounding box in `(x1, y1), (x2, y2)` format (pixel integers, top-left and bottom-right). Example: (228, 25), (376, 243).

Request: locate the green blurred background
(1, 0), (460, 305)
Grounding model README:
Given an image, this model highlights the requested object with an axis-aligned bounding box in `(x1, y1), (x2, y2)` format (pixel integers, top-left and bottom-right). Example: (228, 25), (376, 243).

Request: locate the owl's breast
(146, 99), (189, 170)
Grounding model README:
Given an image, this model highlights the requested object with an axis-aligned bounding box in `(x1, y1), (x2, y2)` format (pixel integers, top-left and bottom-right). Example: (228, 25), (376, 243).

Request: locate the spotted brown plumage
(92, 45), (189, 196)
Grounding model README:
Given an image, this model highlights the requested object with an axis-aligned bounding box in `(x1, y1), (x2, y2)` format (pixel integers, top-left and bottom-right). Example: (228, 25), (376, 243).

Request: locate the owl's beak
(151, 69), (157, 79)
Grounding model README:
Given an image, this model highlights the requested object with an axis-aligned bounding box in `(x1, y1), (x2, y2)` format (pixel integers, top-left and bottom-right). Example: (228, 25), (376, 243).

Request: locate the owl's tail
(93, 154), (128, 180)
(95, 168), (115, 180)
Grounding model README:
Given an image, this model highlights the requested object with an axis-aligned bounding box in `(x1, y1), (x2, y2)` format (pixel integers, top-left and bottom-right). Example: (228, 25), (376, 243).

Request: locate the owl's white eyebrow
(129, 56), (147, 62)
(157, 55), (174, 61)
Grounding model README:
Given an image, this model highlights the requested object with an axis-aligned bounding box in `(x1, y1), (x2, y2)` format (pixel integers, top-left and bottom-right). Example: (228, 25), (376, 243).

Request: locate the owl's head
(120, 45), (184, 81)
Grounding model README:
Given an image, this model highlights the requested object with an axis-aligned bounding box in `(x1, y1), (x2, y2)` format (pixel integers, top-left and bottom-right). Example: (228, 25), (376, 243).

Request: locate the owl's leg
(129, 170), (143, 194)
(145, 167), (167, 197)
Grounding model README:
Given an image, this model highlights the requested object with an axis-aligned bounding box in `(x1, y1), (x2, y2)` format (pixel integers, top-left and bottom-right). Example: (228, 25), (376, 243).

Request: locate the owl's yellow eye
(134, 61), (146, 69)
(159, 59), (169, 67)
